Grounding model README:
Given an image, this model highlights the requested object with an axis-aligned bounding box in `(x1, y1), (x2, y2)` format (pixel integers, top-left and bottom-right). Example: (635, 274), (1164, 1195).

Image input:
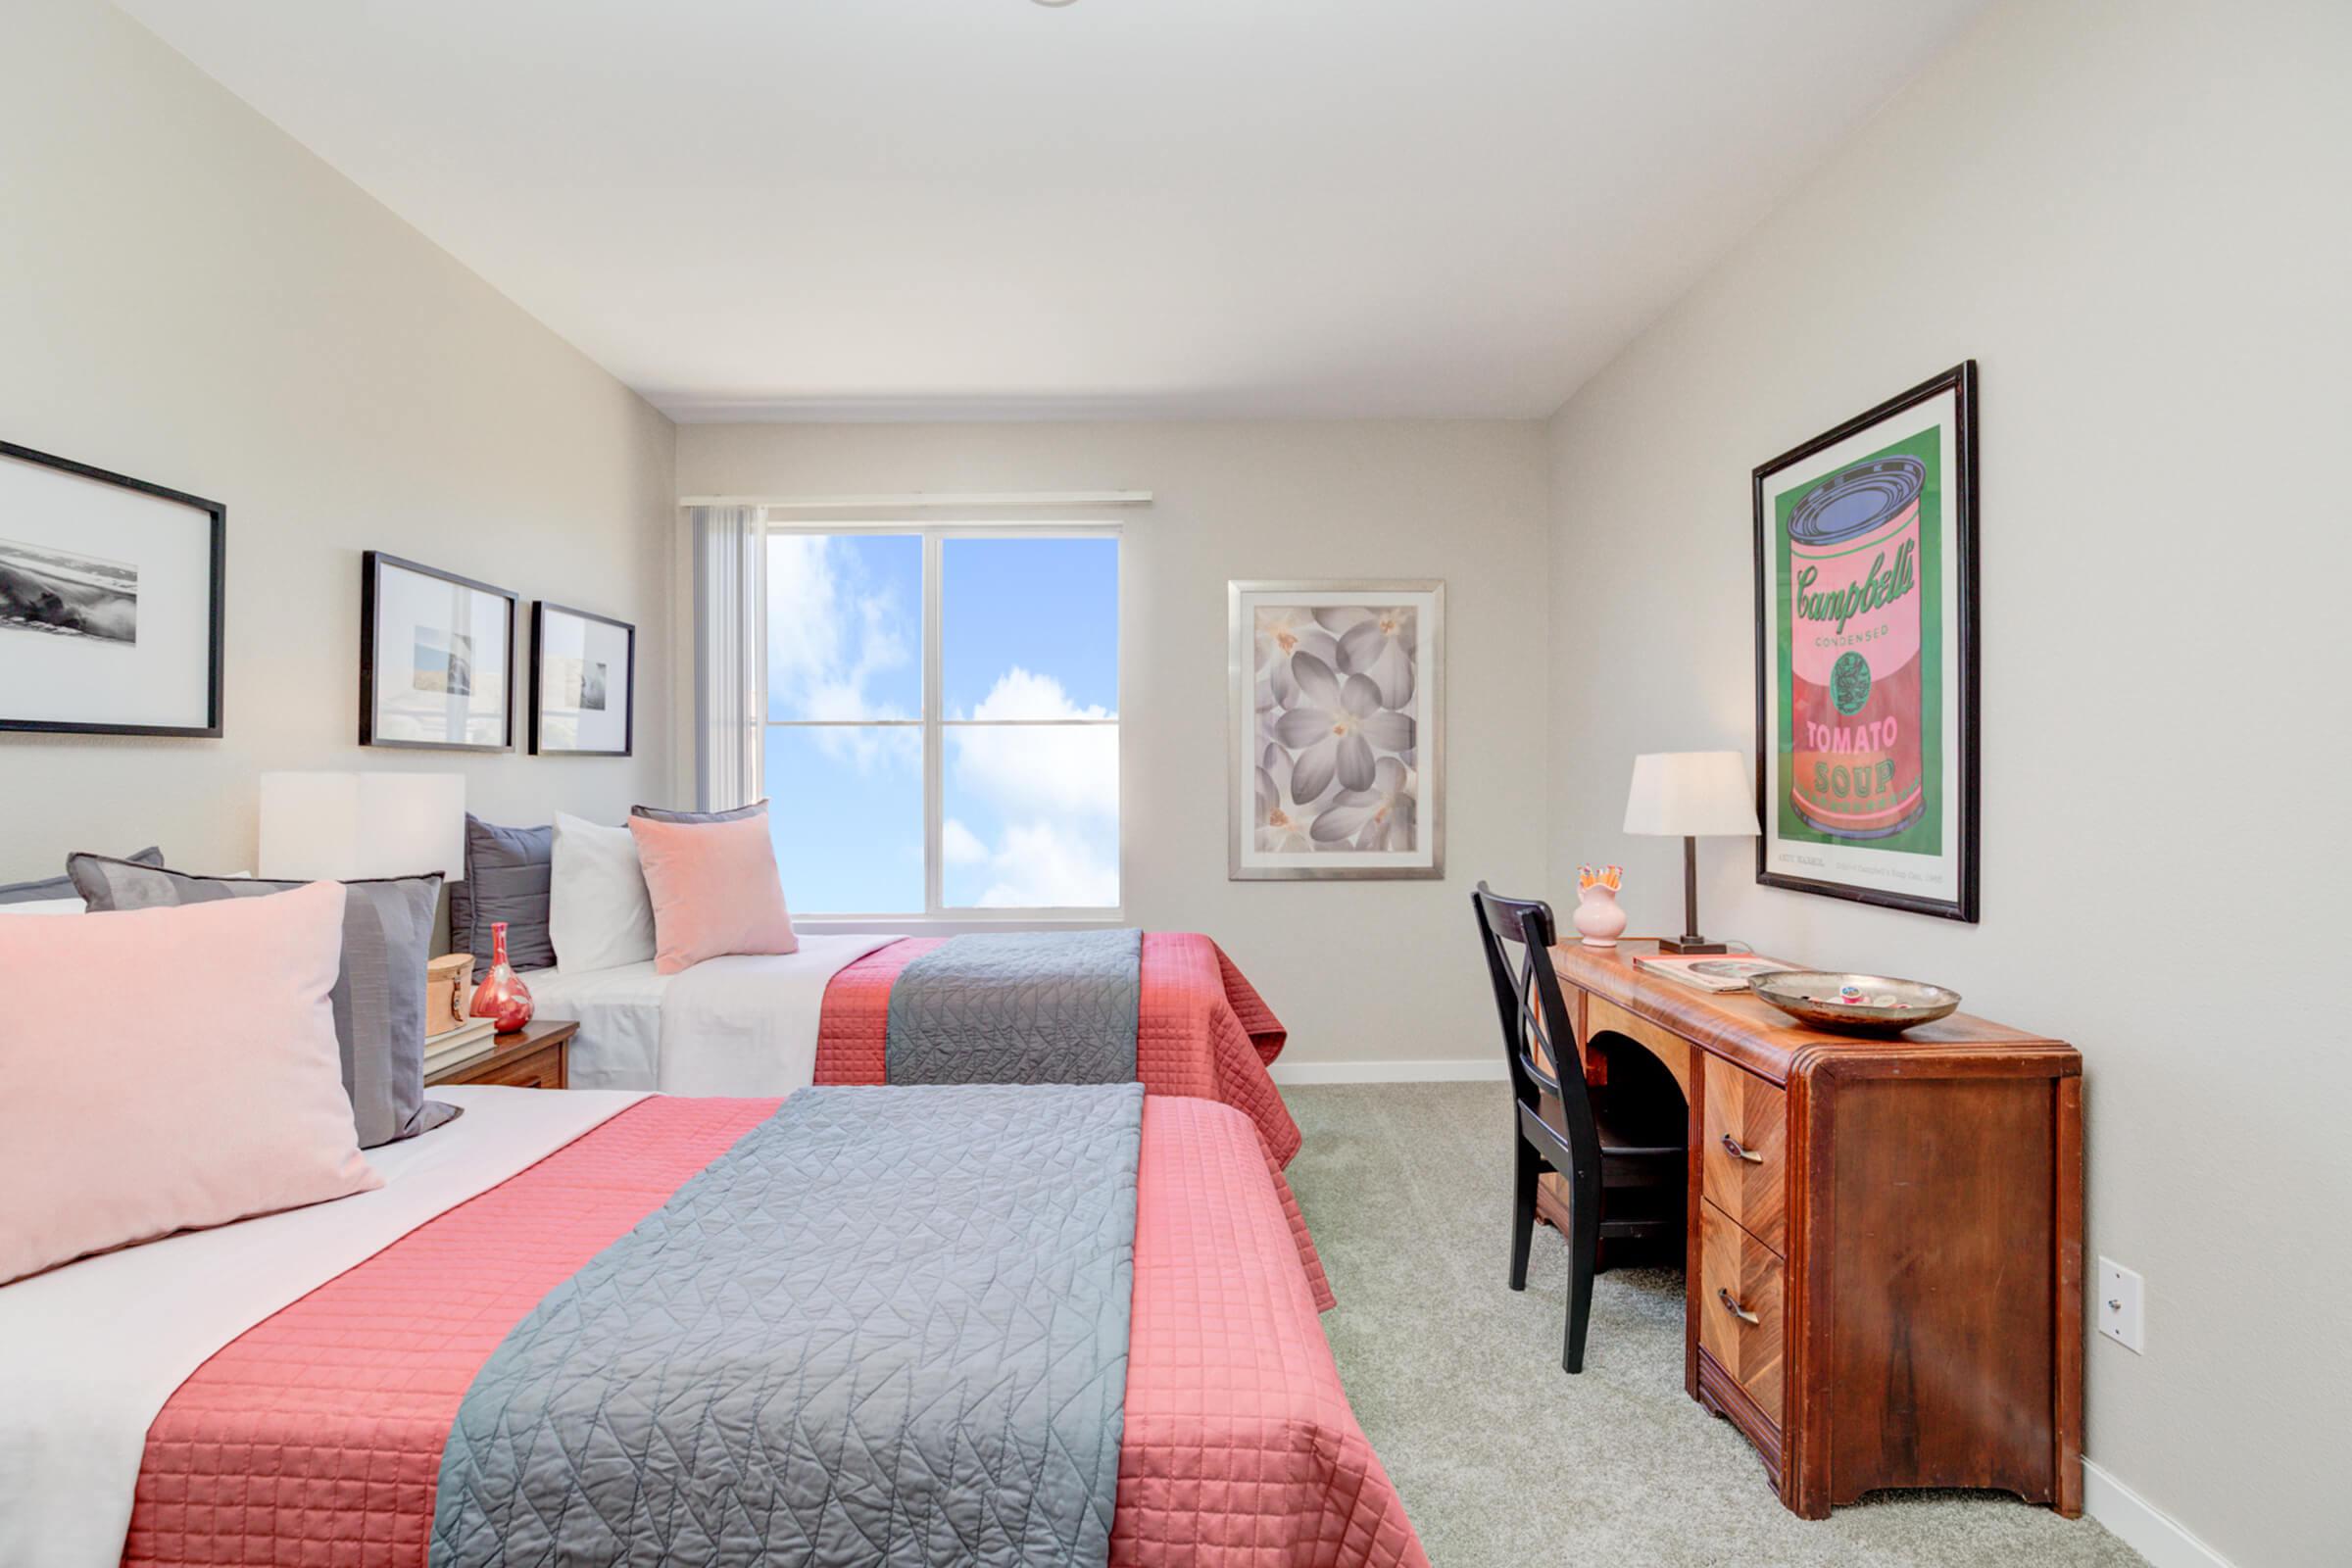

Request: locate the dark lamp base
(1658, 937), (1730, 956)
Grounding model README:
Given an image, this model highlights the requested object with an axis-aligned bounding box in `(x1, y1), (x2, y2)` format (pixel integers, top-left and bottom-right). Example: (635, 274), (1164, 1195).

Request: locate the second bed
(529, 929), (1302, 1164)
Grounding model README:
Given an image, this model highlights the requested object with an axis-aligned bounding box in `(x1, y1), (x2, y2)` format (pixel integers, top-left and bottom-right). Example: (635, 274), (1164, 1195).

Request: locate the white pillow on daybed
(547, 812), (658, 974)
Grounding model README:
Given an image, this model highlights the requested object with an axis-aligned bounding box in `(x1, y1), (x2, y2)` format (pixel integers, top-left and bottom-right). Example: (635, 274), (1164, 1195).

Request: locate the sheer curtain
(691, 505), (764, 810)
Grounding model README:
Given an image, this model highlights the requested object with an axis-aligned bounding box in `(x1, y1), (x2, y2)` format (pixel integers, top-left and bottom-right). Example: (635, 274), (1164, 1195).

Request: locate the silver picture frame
(1228, 578), (1445, 881)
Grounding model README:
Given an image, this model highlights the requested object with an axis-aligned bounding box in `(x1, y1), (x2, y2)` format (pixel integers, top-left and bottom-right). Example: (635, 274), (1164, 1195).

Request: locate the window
(762, 527), (1119, 917)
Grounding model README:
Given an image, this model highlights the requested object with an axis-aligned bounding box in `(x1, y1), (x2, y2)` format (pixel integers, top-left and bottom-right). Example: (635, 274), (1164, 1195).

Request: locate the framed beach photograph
(1754, 362), (1979, 921)
(1229, 579), (1444, 881)
(530, 601), (634, 756)
(0, 440), (224, 737)
(361, 551), (516, 751)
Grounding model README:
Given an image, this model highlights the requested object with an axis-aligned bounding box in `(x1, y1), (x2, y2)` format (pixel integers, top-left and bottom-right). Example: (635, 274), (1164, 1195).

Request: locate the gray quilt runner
(886, 928), (1143, 1086)
(428, 1082), (1144, 1568)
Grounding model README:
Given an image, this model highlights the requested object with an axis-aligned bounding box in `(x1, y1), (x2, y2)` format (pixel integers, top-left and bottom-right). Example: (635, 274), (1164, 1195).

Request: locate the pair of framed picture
(361, 552), (636, 757)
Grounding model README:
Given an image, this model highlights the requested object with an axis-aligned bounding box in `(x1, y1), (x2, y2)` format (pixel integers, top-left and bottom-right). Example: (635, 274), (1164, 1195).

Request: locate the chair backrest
(1472, 881), (1601, 1169)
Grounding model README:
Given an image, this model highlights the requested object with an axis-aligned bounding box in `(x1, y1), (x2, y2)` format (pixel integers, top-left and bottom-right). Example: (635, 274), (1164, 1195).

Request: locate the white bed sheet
(523, 957), (672, 1090)
(0, 1087), (648, 1568)
(526, 933), (898, 1095)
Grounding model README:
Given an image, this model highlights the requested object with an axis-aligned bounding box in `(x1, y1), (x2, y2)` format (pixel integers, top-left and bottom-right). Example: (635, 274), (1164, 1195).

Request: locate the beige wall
(677, 420), (1550, 1072)
(1544, 1), (2350, 1561)
(0, 0), (677, 881)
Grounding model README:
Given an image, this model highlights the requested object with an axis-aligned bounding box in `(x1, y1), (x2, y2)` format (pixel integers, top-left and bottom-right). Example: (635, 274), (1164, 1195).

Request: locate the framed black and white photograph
(530, 601), (635, 757)
(361, 551), (516, 751)
(1229, 579), (1444, 881)
(0, 440), (224, 737)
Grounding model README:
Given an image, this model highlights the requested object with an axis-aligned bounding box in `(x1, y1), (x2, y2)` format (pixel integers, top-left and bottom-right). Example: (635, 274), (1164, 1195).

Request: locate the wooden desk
(1545, 939), (2082, 1520)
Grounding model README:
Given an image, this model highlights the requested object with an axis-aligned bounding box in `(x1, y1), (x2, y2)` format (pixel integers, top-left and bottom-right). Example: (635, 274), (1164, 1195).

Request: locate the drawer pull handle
(1718, 1287), (1761, 1326)
(1720, 1133), (1765, 1165)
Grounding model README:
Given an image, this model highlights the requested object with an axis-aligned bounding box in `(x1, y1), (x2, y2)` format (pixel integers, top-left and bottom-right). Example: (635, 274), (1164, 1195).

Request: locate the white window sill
(795, 913), (1131, 937)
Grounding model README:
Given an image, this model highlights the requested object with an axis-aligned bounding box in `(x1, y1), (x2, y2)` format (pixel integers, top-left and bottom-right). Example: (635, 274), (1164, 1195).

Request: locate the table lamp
(259, 771), (466, 881)
(1622, 751), (1758, 955)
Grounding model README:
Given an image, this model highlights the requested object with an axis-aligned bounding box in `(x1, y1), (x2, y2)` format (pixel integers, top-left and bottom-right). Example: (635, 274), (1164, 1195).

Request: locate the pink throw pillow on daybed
(0, 879), (381, 1286)
(626, 808), (799, 974)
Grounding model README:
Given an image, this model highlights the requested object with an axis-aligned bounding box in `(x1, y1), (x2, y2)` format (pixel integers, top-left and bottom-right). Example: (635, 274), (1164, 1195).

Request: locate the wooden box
(424, 954), (474, 1039)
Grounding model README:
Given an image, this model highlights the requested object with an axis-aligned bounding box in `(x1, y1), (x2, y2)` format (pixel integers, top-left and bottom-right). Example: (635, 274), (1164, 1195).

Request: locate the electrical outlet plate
(2096, 1257), (2144, 1353)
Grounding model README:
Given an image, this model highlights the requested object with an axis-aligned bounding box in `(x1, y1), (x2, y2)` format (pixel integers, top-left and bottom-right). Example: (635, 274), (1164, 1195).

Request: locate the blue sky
(764, 534), (1118, 913)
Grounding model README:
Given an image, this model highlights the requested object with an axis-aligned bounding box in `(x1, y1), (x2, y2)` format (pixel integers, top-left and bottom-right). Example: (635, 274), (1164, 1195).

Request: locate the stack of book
(422, 1015), (500, 1074)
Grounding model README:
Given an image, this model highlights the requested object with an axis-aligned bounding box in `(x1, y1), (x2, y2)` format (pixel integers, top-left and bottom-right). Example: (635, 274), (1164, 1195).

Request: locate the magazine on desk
(1630, 955), (1788, 994)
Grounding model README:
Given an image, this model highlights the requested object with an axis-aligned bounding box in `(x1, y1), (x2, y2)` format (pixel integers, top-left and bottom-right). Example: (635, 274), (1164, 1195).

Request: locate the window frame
(761, 518), (1125, 929)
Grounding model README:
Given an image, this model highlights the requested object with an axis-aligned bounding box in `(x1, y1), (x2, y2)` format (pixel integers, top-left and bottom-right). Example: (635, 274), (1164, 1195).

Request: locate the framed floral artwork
(1229, 579), (1444, 881)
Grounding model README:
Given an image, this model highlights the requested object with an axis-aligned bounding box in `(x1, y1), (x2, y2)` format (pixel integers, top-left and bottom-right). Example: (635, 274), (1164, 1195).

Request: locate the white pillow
(0, 898), (85, 916)
(548, 812), (657, 973)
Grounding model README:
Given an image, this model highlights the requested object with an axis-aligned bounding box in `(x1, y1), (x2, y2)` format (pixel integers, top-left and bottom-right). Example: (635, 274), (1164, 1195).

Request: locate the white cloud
(951, 668), (1118, 819)
(766, 537), (915, 777)
(945, 669), (1121, 907)
(972, 820), (1120, 909)
(941, 816), (989, 866)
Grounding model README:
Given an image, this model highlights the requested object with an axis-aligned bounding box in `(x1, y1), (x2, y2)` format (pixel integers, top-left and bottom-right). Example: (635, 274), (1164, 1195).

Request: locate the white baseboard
(1267, 1058), (1508, 1085)
(2082, 1460), (2234, 1568)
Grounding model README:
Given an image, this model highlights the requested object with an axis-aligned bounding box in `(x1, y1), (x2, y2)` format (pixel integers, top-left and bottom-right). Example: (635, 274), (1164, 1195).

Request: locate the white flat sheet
(0, 1086), (647, 1568)
(528, 934), (898, 1096)
(523, 958), (671, 1090)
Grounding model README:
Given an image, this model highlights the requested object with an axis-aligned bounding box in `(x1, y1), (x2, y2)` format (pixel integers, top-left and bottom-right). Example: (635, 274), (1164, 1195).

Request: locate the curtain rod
(676, 490), (1152, 510)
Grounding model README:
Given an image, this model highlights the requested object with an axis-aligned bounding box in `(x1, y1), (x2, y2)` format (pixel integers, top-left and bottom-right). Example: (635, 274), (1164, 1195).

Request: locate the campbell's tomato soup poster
(1757, 368), (1977, 921)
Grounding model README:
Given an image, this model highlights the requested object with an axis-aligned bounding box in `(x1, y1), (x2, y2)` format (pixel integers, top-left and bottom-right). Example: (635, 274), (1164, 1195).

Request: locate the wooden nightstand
(423, 1017), (576, 1090)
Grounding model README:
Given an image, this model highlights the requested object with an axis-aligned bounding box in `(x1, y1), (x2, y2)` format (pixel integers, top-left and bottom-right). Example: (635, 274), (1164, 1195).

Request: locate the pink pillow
(627, 810), (799, 974)
(0, 880), (381, 1285)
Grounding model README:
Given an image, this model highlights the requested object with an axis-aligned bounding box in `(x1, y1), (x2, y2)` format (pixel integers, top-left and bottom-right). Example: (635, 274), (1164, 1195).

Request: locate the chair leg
(1562, 1167), (1599, 1375)
(1508, 1135), (1539, 1292)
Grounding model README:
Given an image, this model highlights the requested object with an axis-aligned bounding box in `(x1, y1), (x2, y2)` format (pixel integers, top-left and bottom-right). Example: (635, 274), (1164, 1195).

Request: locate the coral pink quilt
(123, 1095), (1420, 1568)
(817, 932), (1303, 1166)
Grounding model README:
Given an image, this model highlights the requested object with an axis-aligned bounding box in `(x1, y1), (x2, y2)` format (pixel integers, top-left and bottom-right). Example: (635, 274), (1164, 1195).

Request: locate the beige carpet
(1282, 1082), (2145, 1568)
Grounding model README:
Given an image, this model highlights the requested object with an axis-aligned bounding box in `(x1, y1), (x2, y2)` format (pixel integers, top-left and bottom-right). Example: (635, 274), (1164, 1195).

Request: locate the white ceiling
(118, 0), (1988, 421)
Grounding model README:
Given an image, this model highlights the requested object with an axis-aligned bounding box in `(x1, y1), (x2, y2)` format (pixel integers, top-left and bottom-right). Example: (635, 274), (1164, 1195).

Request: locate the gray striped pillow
(449, 815), (555, 972)
(67, 855), (459, 1149)
(0, 845), (162, 904)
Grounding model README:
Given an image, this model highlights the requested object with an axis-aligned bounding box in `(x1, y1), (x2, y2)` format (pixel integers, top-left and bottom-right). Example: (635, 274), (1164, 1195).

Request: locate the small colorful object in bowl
(1747, 970), (1961, 1036)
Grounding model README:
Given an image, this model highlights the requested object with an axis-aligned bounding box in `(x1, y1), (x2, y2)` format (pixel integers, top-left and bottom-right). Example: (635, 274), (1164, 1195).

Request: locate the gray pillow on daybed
(67, 854), (460, 1150)
(0, 845), (162, 904)
(629, 800), (767, 824)
(448, 814), (556, 971)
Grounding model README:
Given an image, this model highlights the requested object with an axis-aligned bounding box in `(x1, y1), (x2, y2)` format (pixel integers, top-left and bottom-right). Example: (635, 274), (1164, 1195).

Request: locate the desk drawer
(1700, 1198), (1786, 1421)
(1702, 1054), (1787, 1253)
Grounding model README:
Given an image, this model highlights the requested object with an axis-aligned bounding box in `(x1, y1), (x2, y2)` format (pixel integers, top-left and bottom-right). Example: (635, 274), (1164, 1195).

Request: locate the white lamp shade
(259, 772), (466, 881)
(1622, 752), (1758, 838)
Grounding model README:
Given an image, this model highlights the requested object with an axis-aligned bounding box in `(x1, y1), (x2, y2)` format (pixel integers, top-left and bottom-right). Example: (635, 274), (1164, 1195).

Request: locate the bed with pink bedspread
(120, 1094), (1420, 1568)
(817, 932), (1302, 1166)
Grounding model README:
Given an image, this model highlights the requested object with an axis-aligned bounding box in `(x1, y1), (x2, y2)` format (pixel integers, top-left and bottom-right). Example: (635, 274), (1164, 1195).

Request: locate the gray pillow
(449, 815), (555, 972)
(1, 845), (162, 905)
(629, 800), (768, 824)
(68, 855), (460, 1150)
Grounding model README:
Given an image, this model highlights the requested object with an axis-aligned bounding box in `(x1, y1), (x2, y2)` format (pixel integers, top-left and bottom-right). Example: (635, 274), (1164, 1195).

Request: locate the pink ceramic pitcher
(1571, 864), (1628, 948)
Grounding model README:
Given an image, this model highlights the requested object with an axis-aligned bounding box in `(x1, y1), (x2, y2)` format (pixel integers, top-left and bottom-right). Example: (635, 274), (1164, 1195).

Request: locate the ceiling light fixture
(1032, 0), (1079, 8)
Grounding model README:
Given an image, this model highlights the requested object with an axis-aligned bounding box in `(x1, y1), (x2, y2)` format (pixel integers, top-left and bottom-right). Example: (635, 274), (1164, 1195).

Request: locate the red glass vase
(467, 921), (535, 1034)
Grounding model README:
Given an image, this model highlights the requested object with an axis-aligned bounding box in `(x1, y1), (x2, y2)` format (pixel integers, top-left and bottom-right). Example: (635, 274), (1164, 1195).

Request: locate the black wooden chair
(1473, 881), (1687, 1373)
